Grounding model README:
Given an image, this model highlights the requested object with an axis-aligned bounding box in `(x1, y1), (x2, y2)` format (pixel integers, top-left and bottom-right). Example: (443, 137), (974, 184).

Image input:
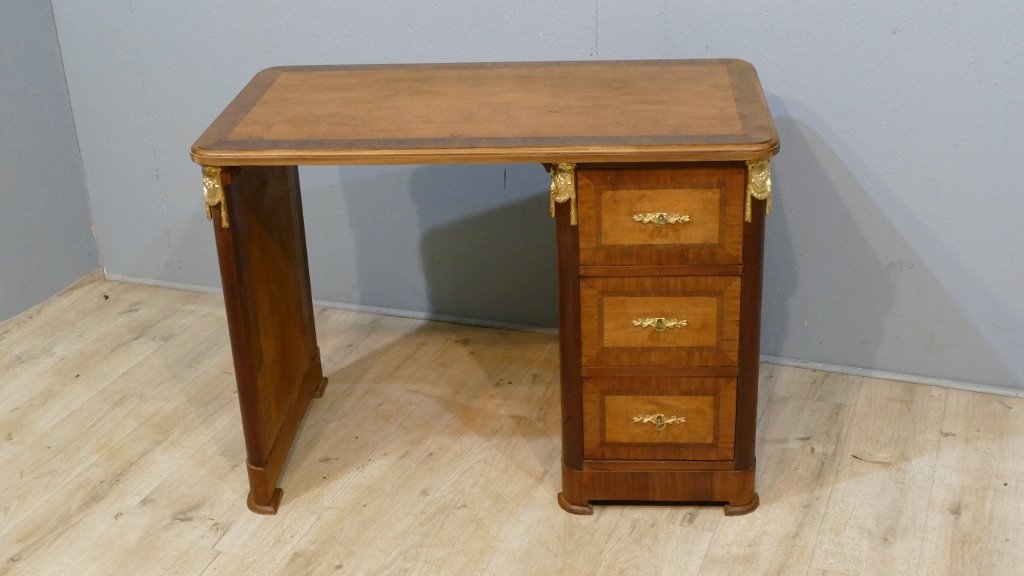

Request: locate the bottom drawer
(583, 377), (736, 461)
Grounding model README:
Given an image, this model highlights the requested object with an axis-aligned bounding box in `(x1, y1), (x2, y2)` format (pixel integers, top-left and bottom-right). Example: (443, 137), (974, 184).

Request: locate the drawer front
(583, 377), (736, 460)
(577, 164), (746, 266)
(580, 276), (740, 367)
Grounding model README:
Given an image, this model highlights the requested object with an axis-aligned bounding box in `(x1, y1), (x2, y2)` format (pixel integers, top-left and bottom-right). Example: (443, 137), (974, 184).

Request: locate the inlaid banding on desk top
(192, 60), (779, 164)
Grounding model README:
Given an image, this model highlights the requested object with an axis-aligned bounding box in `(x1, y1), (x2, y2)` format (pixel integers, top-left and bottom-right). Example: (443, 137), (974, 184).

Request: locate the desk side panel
(213, 165), (326, 513)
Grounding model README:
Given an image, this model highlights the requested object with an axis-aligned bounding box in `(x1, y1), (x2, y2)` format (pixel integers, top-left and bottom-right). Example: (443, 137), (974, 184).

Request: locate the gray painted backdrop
(49, 1), (1024, 390)
(0, 0), (97, 322)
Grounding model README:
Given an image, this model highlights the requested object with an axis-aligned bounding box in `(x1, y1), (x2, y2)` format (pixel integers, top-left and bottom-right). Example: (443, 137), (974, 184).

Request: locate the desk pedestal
(554, 163), (765, 515)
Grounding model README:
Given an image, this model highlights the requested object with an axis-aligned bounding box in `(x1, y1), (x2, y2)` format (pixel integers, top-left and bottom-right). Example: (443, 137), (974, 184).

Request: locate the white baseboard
(761, 355), (1024, 399)
(103, 272), (556, 335)
(105, 272), (222, 295)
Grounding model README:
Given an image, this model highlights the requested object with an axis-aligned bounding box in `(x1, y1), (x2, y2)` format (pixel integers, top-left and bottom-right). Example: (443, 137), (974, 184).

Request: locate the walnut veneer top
(191, 59), (778, 166)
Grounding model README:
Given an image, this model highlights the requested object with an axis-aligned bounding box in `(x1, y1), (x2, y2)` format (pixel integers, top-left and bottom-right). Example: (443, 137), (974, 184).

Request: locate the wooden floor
(1, 276), (1023, 575)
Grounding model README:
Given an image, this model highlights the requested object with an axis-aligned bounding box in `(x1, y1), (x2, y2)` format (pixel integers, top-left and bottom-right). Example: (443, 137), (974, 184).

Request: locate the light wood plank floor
(1, 276), (1022, 575)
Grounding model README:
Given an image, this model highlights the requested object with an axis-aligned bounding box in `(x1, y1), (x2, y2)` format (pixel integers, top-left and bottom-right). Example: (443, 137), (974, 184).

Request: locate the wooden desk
(191, 60), (779, 515)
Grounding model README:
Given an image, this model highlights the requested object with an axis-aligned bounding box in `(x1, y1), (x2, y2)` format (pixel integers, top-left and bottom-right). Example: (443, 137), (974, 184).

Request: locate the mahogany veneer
(191, 59), (778, 515)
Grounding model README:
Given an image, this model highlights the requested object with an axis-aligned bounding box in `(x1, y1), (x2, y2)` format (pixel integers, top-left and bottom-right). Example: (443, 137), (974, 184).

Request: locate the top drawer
(577, 163), (746, 266)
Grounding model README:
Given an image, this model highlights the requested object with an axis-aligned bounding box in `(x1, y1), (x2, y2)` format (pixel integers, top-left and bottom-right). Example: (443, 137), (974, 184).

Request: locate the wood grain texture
(211, 166), (326, 514)
(562, 463), (757, 511)
(597, 188), (721, 247)
(579, 264), (743, 277)
(808, 378), (946, 575)
(191, 60), (779, 166)
(604, 395), (716, 444)
(580, 275), (741, 367)
(190, 60), (778, 517)
(4, 280), (1024, 575)
(577, 163), (746, 266)
(569, 161), (756, 514)
(600, 295), (722, 348)
(698, 367), (861, 575)
(583, 377), (736, 461)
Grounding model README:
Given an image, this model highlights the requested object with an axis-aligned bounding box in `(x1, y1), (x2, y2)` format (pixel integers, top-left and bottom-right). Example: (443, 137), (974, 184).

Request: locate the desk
(191, 60), (778, 515)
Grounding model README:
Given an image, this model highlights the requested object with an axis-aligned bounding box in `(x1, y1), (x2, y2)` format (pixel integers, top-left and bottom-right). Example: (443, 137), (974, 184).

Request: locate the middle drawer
(580, 275), (741, 367)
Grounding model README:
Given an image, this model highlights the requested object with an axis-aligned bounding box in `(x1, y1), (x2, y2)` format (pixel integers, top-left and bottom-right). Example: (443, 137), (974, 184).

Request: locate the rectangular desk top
(191, 59), (778, 166)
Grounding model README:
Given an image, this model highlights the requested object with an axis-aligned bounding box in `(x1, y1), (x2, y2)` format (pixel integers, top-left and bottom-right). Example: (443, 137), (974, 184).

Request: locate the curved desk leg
(207, 165), (326, 514)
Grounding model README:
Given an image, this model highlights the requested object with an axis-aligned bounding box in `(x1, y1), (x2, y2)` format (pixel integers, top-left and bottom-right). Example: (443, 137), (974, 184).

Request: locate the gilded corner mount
(548, 163), (577, 226)
(202, 166), (229, 228)
(745, 159), (773, 223)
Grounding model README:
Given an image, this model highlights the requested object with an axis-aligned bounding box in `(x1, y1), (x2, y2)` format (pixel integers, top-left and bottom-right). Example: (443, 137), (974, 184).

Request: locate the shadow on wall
(410, 164), (557, 328)
(302, 163), (557, 330)
(763, 97), (1016, 388)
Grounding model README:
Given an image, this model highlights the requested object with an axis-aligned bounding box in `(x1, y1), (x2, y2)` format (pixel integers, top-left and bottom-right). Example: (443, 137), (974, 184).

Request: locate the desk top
(191, 59), (778, 166)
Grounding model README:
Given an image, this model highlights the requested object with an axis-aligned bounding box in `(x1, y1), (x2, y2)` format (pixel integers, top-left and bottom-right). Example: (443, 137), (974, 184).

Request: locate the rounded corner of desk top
(190, 147), (225, 168)
(189, 147), (209, 166)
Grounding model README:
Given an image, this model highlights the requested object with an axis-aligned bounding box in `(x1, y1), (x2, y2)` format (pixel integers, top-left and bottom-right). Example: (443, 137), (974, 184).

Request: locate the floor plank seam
(912, 392), (950, 576)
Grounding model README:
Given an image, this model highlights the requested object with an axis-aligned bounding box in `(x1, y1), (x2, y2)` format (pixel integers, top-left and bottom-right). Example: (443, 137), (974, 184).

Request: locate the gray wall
(50, 1), (1024, 390)
(0, 0), (98, 323)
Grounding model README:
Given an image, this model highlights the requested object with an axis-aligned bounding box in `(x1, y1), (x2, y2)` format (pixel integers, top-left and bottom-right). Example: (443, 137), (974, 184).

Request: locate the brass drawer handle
(632, 317), (688, 332)
(632, 212), (691, 228)
(633, 413), (686, 431)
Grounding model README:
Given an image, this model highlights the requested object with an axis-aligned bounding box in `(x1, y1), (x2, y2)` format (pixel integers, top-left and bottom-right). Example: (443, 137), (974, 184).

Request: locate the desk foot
(558, 492), (594, 515)
(560, 462), (757, 515)
(313, 376), (328, 399)
(723, 492), (759, 516)
(247, 488), (283, 515)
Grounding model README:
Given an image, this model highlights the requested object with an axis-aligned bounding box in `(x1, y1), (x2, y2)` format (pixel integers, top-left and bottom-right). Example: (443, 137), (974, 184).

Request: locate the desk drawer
(577, 164), (745, 266)
(580, 276), (740, 367)
(583, 376), (736, 461)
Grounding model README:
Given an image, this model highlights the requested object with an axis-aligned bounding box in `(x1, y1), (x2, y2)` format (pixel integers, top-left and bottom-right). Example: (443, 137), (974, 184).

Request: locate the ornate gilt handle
(632, 317), (688, 332)
(633, 413), (686, 431)
(632, 212), (690, 228)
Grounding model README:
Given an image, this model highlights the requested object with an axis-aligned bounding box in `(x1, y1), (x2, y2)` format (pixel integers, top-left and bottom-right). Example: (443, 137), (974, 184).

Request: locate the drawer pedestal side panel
(562, 161), (768, 516)
(556, 195), (585, 470)
(733, 195), (766, 470)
